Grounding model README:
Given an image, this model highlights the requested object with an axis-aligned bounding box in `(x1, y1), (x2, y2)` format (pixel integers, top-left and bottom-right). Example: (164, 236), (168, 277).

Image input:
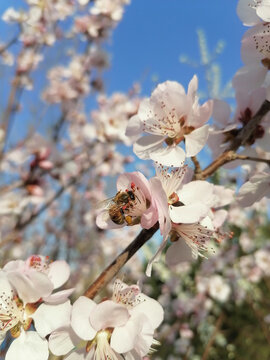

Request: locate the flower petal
(90, 300), (129, 330)
(6, 270), (53, 304)
(43, 288), (75, 304)
(169, 203), (209, 224)
(125, 114), (143, 139)
(71, 296), (97, 340)
(48, 260), (70, 289)
(166, 240), (193, 267)
(150, 146), (186, 167)
(49, 328), (80, 356)
(6, 331), (48, 360)
(184, 125), (209, 157)
(32, 300), (72, 338)
(110, 313), (147, 354)
(179, 180), (214, 207)
(129, 295), (164, 329)
(133, 135), (164, 160)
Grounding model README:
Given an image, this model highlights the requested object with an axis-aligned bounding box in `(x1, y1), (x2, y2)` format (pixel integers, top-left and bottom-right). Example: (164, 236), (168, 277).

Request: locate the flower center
(28, 255), (50, 272)
(86, 330), (119, 360)
(0, 293), (33, 337)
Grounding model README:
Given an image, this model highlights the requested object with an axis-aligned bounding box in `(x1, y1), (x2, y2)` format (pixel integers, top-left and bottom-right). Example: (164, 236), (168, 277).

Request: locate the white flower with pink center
(49, 279), (164, 360)
(155, 166), (215, 224)
(3, 255), (73, 304)
(126, 76), (212, 166)
(146, 166), (216, 275)
(0, 271), (71, 360)
(96, 171), (158, 230)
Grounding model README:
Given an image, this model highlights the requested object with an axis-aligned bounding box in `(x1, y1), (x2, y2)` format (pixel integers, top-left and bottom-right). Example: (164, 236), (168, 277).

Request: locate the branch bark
(84, 223), (159, 299)
(197, 99), (270, 180)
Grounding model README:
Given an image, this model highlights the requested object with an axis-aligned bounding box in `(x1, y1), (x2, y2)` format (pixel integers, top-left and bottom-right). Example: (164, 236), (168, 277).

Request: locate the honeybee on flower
(96, 171), (158, 230)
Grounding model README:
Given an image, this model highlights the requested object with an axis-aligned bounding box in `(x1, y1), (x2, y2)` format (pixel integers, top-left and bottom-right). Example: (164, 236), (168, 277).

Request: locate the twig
(201, 313), (224, 360)
(229, 100), (270, 151)
(52, 112), (67, 142)
(0, 35), (18, 55)
(191, 156), (202, 175)
(198, 99), (270, 179)
(0, 76), (20, 159)
(84, 223), (159, 299)
(0, 167), (89, 247)
(248, 298), (270, 346)
(234, 154), (270, 166)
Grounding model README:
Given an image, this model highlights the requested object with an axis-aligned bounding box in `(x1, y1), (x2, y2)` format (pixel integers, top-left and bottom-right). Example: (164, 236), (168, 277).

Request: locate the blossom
(237, 0), (270, 26)
(89, 91), (140, 145)
(208, 275), (231, 302)
(155, 166), (215, 224)
(96, 171), (158, 230)
(232, 23), (270, 92)
(255, 248), (270, 275)
(0, 271), (71, 360)
(91, 0), (130, 22)
(126, 76), (212, 166)
(49, 280), (164, 359)
(237, 170), (270, 207)
(3, 255), (72, 304)
(145, 166), (216, 274)
(208, 88), (269, 159)
(165, 222), (214, 267)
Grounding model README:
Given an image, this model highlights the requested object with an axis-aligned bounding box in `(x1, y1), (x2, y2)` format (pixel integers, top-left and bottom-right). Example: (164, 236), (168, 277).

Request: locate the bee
(99, 187), (139, 226)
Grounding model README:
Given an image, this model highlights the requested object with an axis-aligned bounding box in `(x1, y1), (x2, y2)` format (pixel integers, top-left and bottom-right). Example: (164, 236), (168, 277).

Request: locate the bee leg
(124, 216), (133, 226)
(125, 216), (141, 226)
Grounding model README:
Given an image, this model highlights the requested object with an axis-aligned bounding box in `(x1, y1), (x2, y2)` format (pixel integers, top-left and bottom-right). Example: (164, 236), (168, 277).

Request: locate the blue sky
(0, 0), (246, 147)
(105, 0), (245, 95)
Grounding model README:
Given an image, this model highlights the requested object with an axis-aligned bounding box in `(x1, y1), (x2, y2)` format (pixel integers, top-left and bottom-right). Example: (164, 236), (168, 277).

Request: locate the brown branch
(0, 167), (89, 247)
(0, 35), (18, 55)
(201, 313), (224, 360)
(229, 99), (270, 151)
(234, 154), (270, 166)
(197, 99), (270, 180)
(84, 223), (159, 299)
(191, 155), (202, 175)
(248, 298), (270, 346)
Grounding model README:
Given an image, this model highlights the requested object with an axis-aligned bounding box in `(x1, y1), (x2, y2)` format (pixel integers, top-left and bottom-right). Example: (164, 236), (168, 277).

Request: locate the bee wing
(97, 197), (115, 209)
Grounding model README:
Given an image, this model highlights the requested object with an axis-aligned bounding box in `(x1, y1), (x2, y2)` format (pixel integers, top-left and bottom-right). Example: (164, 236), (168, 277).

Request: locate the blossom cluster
(0, 255), (72, 360)
(0, 255), (163, 360)
(0, 0), (270, 359)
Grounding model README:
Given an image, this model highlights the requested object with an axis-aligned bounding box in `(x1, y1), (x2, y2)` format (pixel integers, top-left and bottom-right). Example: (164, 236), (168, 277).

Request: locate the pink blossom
(146, 166), (216, 274)
(0, 271), (71, 360)
(126, 76), (213, 166)
(96, 171), (158, 230)
(3, 255), (72, 304)
(49, 279), (163, 359)
(153, 166), (215, 225)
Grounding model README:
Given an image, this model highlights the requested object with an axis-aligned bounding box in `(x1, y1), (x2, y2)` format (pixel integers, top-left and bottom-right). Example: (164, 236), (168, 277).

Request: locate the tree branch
(84, 223), (159, 299)
(0, 167), (89, 247)
(201, 313), (224, 360)
(0, 35), (18, 55)
(198, 99), (270, 179)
